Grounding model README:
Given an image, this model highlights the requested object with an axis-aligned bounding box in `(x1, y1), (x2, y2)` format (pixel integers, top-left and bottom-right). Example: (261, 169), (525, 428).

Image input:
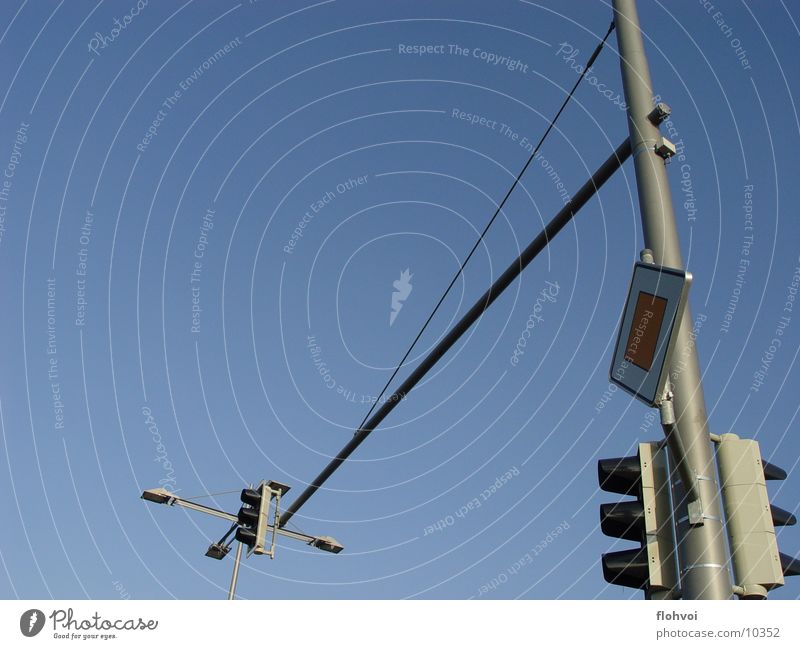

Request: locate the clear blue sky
(1, 0), (798, 600)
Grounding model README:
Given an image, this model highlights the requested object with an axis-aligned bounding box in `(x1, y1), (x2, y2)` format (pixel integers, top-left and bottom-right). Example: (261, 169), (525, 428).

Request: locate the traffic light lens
(240, 489), (262, 508)
(597, 456), (641, 495)
(599, 501), (645, 542)
(602, 548), (649, 590)
(235, 527), (257, 546)
(771, 505), (797, 528)
(237, 506), (258, 527)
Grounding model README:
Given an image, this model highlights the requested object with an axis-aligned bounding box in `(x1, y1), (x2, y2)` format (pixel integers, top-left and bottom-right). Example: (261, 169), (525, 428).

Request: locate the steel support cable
(280, 21), (619, 527)
(356, 21), (616, 435)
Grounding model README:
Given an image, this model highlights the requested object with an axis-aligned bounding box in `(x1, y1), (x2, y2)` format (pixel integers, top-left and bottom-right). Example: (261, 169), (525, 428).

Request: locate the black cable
(355, 21), (616, 433)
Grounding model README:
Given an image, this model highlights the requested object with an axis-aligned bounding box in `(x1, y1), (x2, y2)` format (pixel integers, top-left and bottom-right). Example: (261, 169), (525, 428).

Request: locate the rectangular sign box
(609, 262), (692, 406)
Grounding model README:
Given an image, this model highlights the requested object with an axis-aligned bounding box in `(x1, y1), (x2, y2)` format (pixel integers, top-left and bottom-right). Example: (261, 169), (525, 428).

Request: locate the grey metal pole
(280, 137), (632, 528)
(612, 0), (732, 599)
(228, 541), (244, 600)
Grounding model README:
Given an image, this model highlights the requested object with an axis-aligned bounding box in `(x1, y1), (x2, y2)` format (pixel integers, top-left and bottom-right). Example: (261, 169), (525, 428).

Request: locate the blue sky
(1, 0), (799, 600)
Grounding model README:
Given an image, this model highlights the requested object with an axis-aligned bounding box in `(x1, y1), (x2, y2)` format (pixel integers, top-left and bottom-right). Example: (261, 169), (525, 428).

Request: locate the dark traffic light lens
(235, 527), (257, 546)
(240, 488), (262, 508)
(599, 501), (645, 542)
(601, 548), (649, 590)
(597, 456), (641, 495)
(771, 505), (798, 528)
(237, 506), (258, 527)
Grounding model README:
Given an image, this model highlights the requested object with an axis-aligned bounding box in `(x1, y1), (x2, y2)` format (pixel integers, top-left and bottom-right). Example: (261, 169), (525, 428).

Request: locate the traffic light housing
(235, 483), (269, 554)
(716, 434), (799, 598)
(599, 442), (678, 597)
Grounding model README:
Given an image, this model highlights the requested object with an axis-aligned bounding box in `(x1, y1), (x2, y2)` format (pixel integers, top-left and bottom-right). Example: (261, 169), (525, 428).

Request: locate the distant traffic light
(716, 434), (799, 598)
(235, 484), (269, 554)
(599, 441), (678, 598)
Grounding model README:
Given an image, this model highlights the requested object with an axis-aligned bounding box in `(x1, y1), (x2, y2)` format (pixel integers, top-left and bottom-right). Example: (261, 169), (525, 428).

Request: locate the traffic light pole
(228, 541), (244, 600)
(613, 0), (732, 599)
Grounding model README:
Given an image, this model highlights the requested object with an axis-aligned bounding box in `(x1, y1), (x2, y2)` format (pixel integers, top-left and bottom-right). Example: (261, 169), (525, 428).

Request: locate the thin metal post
(613, 0), (732, 599)
(228, 541), (244, 600)
(280, 137), (632, 527)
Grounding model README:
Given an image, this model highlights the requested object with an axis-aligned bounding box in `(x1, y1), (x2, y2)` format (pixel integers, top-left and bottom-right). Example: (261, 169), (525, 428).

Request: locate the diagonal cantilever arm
(280, 137), (633, 528)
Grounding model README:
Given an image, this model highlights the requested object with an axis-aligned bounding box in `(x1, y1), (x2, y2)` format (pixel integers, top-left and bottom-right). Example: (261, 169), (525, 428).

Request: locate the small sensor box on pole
(609, 261), (692, 406)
